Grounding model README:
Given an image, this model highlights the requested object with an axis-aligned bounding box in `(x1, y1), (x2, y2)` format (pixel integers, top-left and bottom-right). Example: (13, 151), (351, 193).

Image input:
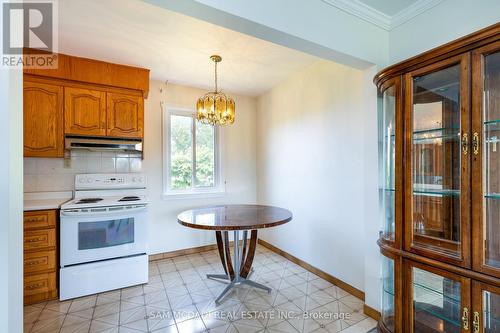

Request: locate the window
(163, 107), (223, 198)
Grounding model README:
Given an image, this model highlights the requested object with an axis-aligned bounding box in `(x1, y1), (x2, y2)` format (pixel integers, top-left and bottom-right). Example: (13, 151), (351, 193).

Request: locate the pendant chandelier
(196, 55), (235, 126)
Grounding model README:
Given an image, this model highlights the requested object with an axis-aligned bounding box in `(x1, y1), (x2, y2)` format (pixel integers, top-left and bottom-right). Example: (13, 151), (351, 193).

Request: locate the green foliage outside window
(170, 114), (215, 190)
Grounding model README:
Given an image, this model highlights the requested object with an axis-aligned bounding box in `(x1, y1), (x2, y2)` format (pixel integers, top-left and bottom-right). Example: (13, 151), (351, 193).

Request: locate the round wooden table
(177, 204), (292, 304)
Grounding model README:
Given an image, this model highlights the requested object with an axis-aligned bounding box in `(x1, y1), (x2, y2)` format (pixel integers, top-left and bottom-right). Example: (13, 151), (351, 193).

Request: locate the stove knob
(78, 178), (85, 183)
(86, 178), (92, 183)
(138, 177), (144, 183)
(132, 177), (138, 182)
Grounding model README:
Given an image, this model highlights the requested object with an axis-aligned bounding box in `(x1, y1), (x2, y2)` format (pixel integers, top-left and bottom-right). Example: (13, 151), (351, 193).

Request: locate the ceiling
(57, 0), (319, 96)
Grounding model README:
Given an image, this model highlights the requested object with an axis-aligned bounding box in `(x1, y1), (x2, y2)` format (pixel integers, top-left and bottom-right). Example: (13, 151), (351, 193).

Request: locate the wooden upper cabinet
(64, 87), (107, 136)
(106, 92), (144, 138)
(23, 81), (64, 157)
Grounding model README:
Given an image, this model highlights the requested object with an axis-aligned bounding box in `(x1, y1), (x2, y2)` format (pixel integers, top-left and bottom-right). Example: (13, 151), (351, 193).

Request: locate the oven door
(60, 205), (148, 267)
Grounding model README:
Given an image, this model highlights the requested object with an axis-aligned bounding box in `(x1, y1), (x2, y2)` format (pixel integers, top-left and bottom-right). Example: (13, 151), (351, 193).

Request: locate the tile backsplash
(24, 151), (142, 192)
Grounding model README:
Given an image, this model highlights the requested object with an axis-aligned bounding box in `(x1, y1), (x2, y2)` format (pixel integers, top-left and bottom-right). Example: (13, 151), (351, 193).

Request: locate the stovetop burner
(119, 196), (141, 202)
(76, 198), (103, 204)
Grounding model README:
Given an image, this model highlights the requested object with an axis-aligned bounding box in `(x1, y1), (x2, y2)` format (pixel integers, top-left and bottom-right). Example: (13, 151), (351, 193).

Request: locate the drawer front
(24, 210), (57, 230)
(24, 229), (56, 250)
(24, 250), (56, 274)
(24, 272), (56, 296)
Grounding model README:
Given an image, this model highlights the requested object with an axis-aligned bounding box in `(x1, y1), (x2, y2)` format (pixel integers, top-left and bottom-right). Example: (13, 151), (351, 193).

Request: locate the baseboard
(149, 240), (244, 261)
(149, 243), (218, 261)
(363, 304), (381, 321)
(258, 238), (382, 321)
(149, 238), (381, 321)
(257, 239), (366, 300)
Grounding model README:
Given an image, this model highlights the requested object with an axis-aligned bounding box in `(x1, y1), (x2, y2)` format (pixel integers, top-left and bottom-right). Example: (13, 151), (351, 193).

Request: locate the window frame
(162, 106), (225, 199)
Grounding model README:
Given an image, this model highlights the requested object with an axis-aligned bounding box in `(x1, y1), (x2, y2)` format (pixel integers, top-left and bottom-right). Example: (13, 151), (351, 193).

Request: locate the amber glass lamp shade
(196, 91), (235, 126)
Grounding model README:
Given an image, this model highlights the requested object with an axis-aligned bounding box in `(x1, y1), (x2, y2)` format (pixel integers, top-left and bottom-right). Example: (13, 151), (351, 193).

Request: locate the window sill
(161, 190), (226, 201)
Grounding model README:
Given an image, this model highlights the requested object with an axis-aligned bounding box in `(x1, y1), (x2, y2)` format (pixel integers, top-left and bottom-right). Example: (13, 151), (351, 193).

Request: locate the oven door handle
(60, 205), (147, 216)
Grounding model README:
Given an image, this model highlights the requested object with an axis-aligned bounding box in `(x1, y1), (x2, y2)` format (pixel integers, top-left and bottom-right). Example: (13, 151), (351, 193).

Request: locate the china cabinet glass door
(472, 282), (500, 333)
(381, 252), (402, 332)
(472, 41), (500, 276)
(404, 54), (471, 267)
(407, 261), (470, 333)
(379, 77), (401, 246)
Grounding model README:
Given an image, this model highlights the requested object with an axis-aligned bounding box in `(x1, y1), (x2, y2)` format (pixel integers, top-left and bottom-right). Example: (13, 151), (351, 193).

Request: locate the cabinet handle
(473, 132), (480, 155)
(462, 133), (469, 155)
(27, 238), (42, 243)
(473, 311), (480, 333)
(27, 282), (43, 290)
(462, 307), (469, 330)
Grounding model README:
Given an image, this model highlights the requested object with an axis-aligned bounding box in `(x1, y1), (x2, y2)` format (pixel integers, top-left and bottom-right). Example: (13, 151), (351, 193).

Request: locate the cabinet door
(472, 282), (500, 333)
(404, 54), (471, 268)
(405, 260), (471, 333)
(472, 41), (500, 277)
(23, 81), (64, 157)
(106, 92), (143, 138)
(381, 250), (403, 332)
(379, 77), (403, 248)
(64, 87), (106, 136)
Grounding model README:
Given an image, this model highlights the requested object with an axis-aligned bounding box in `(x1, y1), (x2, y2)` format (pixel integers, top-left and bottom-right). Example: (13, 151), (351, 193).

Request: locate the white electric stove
(59, 173), (149, 300)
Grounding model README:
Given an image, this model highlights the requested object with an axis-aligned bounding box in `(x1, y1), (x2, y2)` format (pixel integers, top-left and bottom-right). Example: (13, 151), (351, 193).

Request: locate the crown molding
(321, 0), (445, 31)
(321, 0), (391, 30)
(391, 0), (444, 29)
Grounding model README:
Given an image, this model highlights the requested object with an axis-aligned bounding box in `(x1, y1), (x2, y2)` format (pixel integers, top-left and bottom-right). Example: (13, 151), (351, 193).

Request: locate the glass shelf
(413, 189), (460, 196)
(413, 127), (459, 140)
(484, 119), (500, 125)
(414, 282), (461, 303)
(485, 193), (500, 199)
(413, 127), (460, 135)
(414, 302), (461, 328)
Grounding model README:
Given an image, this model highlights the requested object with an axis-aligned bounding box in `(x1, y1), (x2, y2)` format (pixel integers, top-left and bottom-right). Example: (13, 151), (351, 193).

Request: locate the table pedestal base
(209, 230), (270, 304)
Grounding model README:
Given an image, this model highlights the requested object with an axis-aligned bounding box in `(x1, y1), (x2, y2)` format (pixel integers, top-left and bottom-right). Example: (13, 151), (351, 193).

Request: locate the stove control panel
(75, 174), (146, 190)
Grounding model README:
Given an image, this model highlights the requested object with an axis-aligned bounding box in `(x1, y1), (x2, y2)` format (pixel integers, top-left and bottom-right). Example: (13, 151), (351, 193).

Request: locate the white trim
(321, 0), (391, 30)
(321, 0), (444, 31)
(162, 105), (225, 199)
(391, 0), (444, 29)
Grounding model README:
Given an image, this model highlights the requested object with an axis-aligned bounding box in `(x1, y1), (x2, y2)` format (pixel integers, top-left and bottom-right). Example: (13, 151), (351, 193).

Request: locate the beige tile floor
(24, 245), (377, 333)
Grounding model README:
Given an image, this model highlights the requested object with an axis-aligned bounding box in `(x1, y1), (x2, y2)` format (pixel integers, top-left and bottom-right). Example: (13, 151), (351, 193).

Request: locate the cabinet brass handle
(473, 132), (480, 155)
(462, 307), (469, 330)
(462, 133), (469, 155)
(473, 311), (480, 333)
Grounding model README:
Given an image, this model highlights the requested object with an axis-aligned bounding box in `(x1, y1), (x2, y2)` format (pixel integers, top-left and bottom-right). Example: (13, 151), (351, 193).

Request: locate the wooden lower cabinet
(405, 260), (471, 333)
(379, 254), (500, 333)
(472, 282), (500, 333)
(24, 209), (58, 305)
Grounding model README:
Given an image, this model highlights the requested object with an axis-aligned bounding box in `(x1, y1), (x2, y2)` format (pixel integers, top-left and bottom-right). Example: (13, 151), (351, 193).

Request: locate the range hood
(65, 136), (142, 153)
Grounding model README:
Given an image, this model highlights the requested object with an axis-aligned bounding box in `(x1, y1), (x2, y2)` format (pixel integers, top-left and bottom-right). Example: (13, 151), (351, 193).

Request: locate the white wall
(143, 81), (257, 254)
(362, 66), (381, 310)
(389, 0), (500, 63)
(1, 69), (23, 332)
(256, 60), (377, 295)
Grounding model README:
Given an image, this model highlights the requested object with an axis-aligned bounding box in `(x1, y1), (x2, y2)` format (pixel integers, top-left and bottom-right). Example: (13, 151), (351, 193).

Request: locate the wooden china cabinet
(375, 23), (500, 333)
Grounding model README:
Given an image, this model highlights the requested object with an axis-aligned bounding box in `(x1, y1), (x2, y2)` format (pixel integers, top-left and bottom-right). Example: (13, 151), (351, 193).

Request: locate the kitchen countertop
(24, 191), (73, 211)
